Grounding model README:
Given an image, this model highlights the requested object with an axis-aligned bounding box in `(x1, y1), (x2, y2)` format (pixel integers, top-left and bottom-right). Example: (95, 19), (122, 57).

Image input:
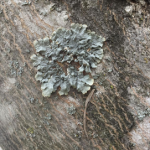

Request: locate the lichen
(31, 23), (105, 97)
(27, 127), (34, 134)
(67, 104), (76, 115)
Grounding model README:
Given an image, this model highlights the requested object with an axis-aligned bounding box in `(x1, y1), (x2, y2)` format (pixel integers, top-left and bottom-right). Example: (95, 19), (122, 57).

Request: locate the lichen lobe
(31, 23), (105, 97)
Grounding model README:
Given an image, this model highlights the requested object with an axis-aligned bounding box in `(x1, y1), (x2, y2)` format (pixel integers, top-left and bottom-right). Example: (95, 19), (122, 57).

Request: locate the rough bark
(0, 0), (150, 150)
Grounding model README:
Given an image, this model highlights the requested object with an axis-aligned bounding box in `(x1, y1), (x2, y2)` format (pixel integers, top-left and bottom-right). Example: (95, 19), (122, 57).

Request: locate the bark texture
(0, 0), (150, 150)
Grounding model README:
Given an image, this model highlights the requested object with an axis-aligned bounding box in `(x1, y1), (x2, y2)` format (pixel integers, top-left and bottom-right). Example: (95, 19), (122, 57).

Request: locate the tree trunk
(0, 0), (150, 150)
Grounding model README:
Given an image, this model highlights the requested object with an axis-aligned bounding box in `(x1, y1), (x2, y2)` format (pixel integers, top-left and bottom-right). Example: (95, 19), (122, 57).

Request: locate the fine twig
(83, 89), (95, 138)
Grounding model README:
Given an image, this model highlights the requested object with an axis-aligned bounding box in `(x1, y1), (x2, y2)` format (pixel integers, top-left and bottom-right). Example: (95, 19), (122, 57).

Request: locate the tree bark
(0, 0), (150, 150)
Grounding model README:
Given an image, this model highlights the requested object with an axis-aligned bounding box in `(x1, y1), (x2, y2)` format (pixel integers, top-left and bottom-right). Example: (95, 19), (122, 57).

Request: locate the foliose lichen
(31, 23), (105, 97)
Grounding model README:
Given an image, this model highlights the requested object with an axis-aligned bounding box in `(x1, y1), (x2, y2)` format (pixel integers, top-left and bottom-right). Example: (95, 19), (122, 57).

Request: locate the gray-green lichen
(67, 104), (76, 115)
(31, 23), (105, 97)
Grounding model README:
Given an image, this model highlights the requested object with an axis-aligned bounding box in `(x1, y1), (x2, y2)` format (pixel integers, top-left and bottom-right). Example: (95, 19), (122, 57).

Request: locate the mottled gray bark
(0, 0), (150, 150)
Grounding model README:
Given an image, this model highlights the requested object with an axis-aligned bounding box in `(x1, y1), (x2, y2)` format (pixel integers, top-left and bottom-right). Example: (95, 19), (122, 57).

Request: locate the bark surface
(0, 0), (150, 150)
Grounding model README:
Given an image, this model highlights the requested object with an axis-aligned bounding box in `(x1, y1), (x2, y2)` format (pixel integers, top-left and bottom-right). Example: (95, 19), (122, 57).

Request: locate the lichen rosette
(30, 23), (105, 97)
